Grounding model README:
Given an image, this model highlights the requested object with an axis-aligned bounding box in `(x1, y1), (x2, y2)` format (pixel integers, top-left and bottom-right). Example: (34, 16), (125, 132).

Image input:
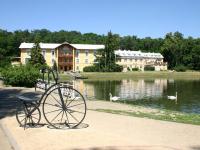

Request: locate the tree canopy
(0, 29), (200, 70)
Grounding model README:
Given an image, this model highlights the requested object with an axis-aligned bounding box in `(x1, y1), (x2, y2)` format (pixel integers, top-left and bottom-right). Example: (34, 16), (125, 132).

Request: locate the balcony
(58, 53), (73, 58)
(58, 62), (73, 66)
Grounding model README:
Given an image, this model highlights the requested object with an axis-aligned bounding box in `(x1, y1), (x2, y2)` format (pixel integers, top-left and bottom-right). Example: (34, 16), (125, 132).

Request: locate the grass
(59, 71), (200, 81)
(93, 108), (200, 125)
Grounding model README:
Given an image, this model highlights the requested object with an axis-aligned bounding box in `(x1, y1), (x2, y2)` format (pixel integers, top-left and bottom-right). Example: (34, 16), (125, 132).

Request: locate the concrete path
(0, 126), (13, 150)
(1, 108), (200, 150)
(1, 87), (200, 150)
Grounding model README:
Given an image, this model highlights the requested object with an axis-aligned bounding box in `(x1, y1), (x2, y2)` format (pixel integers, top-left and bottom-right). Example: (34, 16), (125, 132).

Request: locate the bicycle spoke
(45, 102), (62, 108)
(60, 111), (64, 124)
(64, 110), (69, 124)
(67, 103), (85, 108)
(66, 110), (79, 123)
(19, 117), (26, 123)
(45, 108), (62, 115)
(50, 93), (62, 106)
(68, 109), (85, 114)
(66, 97), (76, 107)
(50, 110), (63, 123)
(31, 116), (39, 120)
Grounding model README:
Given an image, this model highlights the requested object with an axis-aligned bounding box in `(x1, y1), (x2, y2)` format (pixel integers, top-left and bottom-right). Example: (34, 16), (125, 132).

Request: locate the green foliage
(132, 68), (139, 71)
(174, 65), (187, 72)
(83, 64), (122, 72)
(52, 61), (58, 71)
(1, 29), (200, 71)
(95, 31), (123, 72)
(1, 65), (40, 87)
(83, 66), (98, 72)
(144, 66), (155, 71)
(29, 42), (46, 68)
(127, 67), (131, 71)
(0, 57), (11, 69)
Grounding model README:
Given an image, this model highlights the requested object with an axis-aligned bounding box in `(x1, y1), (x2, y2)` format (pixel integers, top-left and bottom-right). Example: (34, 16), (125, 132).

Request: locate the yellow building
(115, 50), (167, 71)
(19, 42), (105, 72)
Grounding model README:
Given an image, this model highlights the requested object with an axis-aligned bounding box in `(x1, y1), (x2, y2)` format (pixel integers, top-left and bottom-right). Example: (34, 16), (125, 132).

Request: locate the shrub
(132, 68), (139, 71)
(144, 66), (155, 71)
(127, 67), (131, 71)
(111, 64), (123, 72)
(174, 65), (187, 72)
(1, 65), (40, 87)
(83, 66), (98, 72)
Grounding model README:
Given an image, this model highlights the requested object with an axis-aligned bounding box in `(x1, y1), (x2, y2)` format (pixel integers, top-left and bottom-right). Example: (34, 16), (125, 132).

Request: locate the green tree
(95, 31), (122, 72)
(29, 42), (46, 68)
(161, 32), (184, 69)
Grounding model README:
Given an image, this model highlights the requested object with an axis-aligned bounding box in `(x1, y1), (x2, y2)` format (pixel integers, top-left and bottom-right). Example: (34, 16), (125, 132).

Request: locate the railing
(58, 54), (73, 57)
(58, 62), (73, 66)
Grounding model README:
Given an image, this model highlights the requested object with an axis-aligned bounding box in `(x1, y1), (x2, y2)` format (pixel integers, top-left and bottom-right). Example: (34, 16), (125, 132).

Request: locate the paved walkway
(1, 107), (200, 150)
(0, 126), (13, 150)
(1, 87), (200, 150)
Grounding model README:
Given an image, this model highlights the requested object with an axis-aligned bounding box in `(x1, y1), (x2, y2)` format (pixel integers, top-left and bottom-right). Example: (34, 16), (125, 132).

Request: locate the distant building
(19, 42), (104, 72)
(19, 42), (167, 72)
(115, 50), (167, 71)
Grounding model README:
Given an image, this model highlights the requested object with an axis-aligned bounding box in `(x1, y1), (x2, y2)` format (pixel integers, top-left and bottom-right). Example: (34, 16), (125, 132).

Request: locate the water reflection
(74, 79), (168, 100)
(73, 79), (200, 114)
(118, 79), (167, 100)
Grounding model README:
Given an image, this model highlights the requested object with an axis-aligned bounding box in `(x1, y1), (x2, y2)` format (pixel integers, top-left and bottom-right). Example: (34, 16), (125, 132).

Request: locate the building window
(27, 50), (31, 56)
(85, 59), (88, 64)
(94, 50), (97, 56)
(51, 50), (55, 57)
(76, 66), (79, 71)
(76, 59), (79, 64)
(85, 50), (89, 57)
(76, 50), (79, 57)
(42, 50), (46, 58)
(51, 59), (55, 65)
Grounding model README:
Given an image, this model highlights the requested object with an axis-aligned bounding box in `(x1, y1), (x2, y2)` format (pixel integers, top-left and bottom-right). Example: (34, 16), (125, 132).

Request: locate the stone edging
(0, 120), (21, 150)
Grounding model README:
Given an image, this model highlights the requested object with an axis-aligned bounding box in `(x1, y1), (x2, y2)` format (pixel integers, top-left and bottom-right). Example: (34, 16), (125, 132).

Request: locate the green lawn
(59, 71), (200, 81)
(93, 108), (200, 125)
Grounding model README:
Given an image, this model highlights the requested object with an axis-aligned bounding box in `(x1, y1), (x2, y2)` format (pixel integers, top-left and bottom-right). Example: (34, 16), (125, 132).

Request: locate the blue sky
(0, 0), (200, 38)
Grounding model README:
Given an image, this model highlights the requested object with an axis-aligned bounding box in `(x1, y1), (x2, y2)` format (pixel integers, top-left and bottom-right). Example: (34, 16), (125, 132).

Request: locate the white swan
(167, 92), (177, 100)
(109, 93), (120, 102)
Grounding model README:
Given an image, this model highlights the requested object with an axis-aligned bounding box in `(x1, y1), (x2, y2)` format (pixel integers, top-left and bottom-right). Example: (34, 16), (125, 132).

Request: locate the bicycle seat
(16, 95), (39, 102)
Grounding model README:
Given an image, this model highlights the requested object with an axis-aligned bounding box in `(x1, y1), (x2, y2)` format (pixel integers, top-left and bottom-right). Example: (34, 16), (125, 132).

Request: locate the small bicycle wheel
(16, 104), (41, 127)
(43, 86), (86, 129)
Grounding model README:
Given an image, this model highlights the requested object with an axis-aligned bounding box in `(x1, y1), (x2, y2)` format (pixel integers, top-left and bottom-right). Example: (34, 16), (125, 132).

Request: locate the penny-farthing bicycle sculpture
(16, 68), (87, 129)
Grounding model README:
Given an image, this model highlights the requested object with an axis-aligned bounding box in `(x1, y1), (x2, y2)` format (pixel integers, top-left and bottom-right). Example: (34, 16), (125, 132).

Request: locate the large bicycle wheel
(42, 86), (87, 129)
(16, 104), (41, 127)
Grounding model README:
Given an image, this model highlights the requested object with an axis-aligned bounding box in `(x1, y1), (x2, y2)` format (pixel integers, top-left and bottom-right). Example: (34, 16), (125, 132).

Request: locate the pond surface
(73, 79), (200, 114)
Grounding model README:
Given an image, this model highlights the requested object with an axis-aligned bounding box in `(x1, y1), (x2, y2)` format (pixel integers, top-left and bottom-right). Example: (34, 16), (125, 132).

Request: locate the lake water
(73, 79), (200, 114)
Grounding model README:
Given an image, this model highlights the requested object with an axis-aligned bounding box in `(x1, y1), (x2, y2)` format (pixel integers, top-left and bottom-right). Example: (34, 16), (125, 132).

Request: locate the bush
(132, 68), (139, 71)
(144, 66), (155, 71)
(174, 65), (187, 72)
(83, 64), (123, 72)
(1, 65), (40, 87)
(111, 64), (123, 72)
(83, 66), (98, 72)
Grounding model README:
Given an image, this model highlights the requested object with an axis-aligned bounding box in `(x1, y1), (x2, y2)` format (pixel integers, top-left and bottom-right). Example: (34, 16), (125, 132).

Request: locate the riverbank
(88, 100), (200, 126)
(60, 71), (200, 81)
